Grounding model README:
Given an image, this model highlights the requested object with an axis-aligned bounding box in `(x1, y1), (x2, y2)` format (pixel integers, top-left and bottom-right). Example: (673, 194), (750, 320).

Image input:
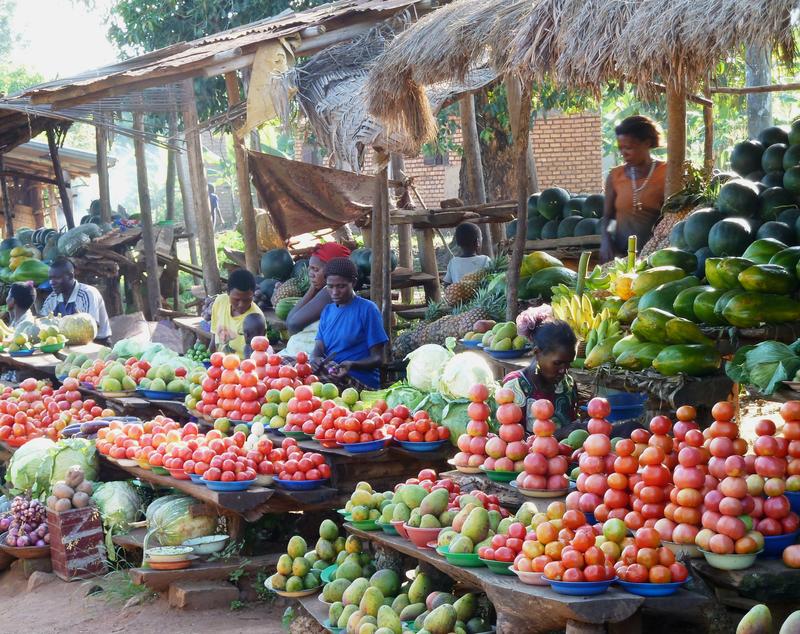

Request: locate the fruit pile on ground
(516, 398), (570, 491)
(270, 532), (337, 594)
(452, 384), (492, 470)
(615, 527), (689, 584)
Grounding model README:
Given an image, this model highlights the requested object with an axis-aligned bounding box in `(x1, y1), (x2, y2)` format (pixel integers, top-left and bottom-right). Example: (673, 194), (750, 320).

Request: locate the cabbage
(143, 495), (218, 549)
(440, 400), (471, 445)
(7, 438), (55, 494)
(438, 351), (495, 399)
(726, 340), (800, 394)
(415, 392), (448, 423)
(405, 344), (453, 392)
(93, 481), (143, 559)
(386, 383), (426, 410)
(40, 438), (98, 489)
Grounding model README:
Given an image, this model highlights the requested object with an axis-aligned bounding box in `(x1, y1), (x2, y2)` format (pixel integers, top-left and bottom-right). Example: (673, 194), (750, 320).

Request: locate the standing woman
(600, 116), (667, 262)
(311, 257), (388, 390)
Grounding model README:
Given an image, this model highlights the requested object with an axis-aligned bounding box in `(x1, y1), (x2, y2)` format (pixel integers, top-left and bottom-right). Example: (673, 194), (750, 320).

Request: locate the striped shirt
(40, 282), (111, 339)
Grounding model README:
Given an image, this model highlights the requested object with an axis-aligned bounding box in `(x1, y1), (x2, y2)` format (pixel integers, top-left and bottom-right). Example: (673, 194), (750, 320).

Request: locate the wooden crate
(46, 506), (107, 581)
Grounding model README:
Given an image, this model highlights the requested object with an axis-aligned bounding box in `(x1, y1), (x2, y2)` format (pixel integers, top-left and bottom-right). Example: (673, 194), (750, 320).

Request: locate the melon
(730, 140), (764, 176)
(564, 197), (586, 219)
(540, 219), (560, 240)
(573, 218), (600, 236)
(581, 194), (605, 218)
(275, 297), (302, 321)
(260, 248), (294, 281)
(761, 171), (785, 189)
(59, 313), (98, 345)
(717, 179), (760, 216)
(683, 207), (723, 251)
(526, 194), (540, 217)
(790, 121), (800, 146)
(758, 126), (789, 147)
(783, 144), (800, 170)
(708, 218), (753, 257)
(756, 221), (794, 245)
(784, 166), (800, 195)
(759, 187), (796, 221)
(762, 143), (788, 173)
(537, 188), (571, 220)
(778, 207), (800, 227)
(669, 220), (689, 249)
(557, 215), (583, 238)
(526, 216), (549, 240)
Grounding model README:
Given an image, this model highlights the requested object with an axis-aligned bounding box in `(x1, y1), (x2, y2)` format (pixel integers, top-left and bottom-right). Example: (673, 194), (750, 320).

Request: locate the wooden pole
(711, 82), (800, 94)
(703, 80), (714, 176)
(46, 126), (75, 229)
(506, 78), (533, 322)
(95, 116), (112, 223)
(165, 115), (177, 223)
(181, 79), (222, 296)
(132, 111), (162, 321)
(390, 153), (413, 303)
(175, 132), (199, 270)
(0, 155), (12, 237)
(224, 72), (260, 275)
(419, 228), (440, 302)
(665, 83), (687, 198)
(460, 94), (494, 257)
(505, 76), (538, 193)
(371, 151), (390, 334)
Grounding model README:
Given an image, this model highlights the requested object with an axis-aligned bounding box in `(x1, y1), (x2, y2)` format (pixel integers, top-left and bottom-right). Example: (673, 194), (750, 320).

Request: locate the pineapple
(424, 299), (450, 323)
(271, 268), (309, 305)
(443, 254), (508, 306)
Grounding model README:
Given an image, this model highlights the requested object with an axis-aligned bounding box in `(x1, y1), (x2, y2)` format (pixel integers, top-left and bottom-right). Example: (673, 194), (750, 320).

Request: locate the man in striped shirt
(40, 257), (111, 345)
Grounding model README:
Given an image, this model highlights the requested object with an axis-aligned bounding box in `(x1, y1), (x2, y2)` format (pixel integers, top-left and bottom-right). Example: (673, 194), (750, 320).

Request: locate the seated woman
(310, 257), (388, 390)
(5, 282), (36, 329)
(503, 311), (579, 439)
(210, 268), (264, 357)
(281, 242), (351, 358)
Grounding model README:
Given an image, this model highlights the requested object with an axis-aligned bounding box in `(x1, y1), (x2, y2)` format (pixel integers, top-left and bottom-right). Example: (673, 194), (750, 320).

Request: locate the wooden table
(78, 386), (190, 419)
(441, 469), (564, 512)
(0, 351), (62, 377)
(691, 558), (800, 604)
(173, 316), (213, 345)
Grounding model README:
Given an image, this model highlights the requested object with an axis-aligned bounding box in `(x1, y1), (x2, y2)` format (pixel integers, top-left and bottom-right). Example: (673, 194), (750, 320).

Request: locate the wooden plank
(691, 558), (800, 603)
(525, 236), (602, 250)
(95, 115), (112, 222)
(0, 155), (14, 237)
(0, 351), (61, 376)
(130, 553), (279, 592)
(46, 126), (75, 229)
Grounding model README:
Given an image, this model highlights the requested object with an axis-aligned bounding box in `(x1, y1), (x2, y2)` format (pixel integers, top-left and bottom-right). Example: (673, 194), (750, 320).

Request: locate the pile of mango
(476, 322), (528, 352)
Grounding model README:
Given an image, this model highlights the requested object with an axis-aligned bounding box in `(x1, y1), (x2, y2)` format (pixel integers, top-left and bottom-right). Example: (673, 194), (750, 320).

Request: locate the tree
(0, 1), (44, 97)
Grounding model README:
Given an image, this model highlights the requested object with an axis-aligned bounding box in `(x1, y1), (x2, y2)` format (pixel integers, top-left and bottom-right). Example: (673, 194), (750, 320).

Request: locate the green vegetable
(143, 495), (218, 550)
(385, 383), (426, 411)
(725, 340), (800, 394)
(440, 400), (473, 444)
(405, 344), (453, 392)
(41, 438), (98, 489)
(437, 352), (495, 400)
(8, 438), (56, 494)
(92, 482), (143, 559)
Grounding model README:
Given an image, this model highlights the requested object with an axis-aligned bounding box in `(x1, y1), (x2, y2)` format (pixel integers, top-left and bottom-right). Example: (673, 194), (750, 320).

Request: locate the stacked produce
(508, 189), (604, 241)
(343, 483), (393, 523)
(452, 384), (491, 470)
(483, 388), (527, 473)
(45, 465), (94, 512)
(1, 496), (48, 547)
(515, 398), (570, 492)
(309, 399), (393, 446)
(595, 437), (636, 524)
(392, 408), (450, 444)
(783, 401), (800, 485)
(184, 342), (211, 364)
(628, 421), (674, 531)
(615, 527), (689, 585)
(479, 321), (528, 353)
(567, 398), (615, 515)
(542, 522), (617, 583)
(270, 532), (331, 594)
(551, 293), (616, 347)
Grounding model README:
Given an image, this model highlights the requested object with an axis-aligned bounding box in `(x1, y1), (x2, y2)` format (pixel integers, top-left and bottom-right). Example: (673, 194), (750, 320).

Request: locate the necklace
(629, 161), (656, 213)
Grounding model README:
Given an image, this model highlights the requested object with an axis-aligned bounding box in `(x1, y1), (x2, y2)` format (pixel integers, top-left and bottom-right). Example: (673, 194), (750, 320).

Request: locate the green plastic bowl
(699, 548), (762, 570)
(375, 520), (398, 535)
(320, 564), (338, 584)
(348, 518), (380, 531)
(480, 558), (515, 575)
(479, 466), (518, 483)
(436, 545), (485, 568)
(323, 620), (343, 634)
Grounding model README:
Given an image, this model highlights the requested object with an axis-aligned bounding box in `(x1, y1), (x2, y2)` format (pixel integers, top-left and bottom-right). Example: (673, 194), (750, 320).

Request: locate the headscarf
(312, 242), (351, 263)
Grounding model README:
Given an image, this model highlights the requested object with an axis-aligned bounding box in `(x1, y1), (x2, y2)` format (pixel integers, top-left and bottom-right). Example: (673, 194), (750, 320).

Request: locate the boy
(444, 222), (491, 284)
(242, 312), (268, 358)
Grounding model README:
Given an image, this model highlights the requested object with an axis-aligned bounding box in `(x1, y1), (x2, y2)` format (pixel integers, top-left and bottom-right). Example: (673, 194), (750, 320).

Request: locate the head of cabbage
(405, 344), (453, 392)
(93, 481), (143, 560)
(8, 438), (55, 494)
(41, 438), (98, 490)
(143, 495), (218, 549)
(438, 351), (495, 400)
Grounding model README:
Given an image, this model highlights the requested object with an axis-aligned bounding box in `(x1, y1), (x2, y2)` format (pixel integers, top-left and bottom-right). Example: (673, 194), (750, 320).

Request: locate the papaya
(735, 604), (772, 634)
(525, 266), (577, 299)
(616, 343), (664, 370)
(665, 317), (714, 345)
(584, 336), (622, 369)
(637, 276), (700, 312)
(652, 344), (721, 376)
(722, 293), (800, 327)
(714, 257), (754, 290)
(714, 289), (746, 320)
(704, 257), (726, 288)
(647, 248), (698, 274)
(673, 285), (713, 321)
(770, 246), (800, 270)
(742, 238), (788, 264)
(738, 264), (798, 294)
(617, 296), (640, 323)
(611, 334), (644, 358)
(631, 308), (676, 343)
(693, 289), (727, 325)
(632, 266), (685, 296)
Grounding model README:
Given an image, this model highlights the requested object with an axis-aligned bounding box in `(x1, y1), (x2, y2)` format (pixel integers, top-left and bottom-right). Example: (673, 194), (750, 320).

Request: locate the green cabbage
(438, 351), (495, 400)
(440, 400), (471, 445)
(386, 383), (426, 410)
(405, 344), (453, 392)
(7, 438), (55, 494)
(93, 481), (144, 559)
(143, 495), (218, 549)
(415, 392), (448, 423)
(726, 340), (800, 394)
(40, 438), (98, 489)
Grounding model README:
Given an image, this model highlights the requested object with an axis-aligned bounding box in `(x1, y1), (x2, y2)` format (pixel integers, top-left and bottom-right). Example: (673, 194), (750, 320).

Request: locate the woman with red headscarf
(280, 242), (351, 357)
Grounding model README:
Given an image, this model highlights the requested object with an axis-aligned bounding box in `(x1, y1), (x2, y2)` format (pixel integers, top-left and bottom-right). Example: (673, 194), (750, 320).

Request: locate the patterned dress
(503, 369), (578, 433)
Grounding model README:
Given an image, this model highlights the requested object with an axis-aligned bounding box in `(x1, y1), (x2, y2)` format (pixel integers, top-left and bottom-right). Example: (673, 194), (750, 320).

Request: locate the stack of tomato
(615, 527), (688, 584)
(515, 399), (570, 491)
(75, 357), (160, 388)
(478, 521), (527, 563)
(311, 400), (393, 446)
(782, 401), (800, 486)
(543, 523), (616, 584)
(594, 436), (637, 524)
(452, 385), (492, 470)
(567, 398), (615, 515)
(393, 409), (451, 444)
(0, 377), (113, 445)
(280, 385), (323, 434)
(482, 388), (527, 473)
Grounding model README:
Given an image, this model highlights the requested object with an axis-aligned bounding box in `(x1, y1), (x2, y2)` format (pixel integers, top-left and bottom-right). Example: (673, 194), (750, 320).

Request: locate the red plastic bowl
(403, 524), (441, 549)
(391, 520), (409, 539)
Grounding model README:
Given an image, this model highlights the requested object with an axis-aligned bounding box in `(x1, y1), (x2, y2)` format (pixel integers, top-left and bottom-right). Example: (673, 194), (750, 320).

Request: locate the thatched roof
(367, 0), (800, 149)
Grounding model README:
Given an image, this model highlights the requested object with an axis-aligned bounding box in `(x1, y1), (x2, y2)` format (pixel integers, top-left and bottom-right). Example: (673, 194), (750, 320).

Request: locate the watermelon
(260, 248), (294, 281)
(683, 207), (723, 250)
(581, 194), (605, 218)
(790, 121), (800, 146)
(537, 187), (570, 220)
(564, 197), (586, 218)
(275, 297), (302, 320)
(574, 218), (600, 236)
(526, 266), (578, 299)
(694, 247), (713, 279)
(258, 278), (279, 299)
(710, 171), (740, 188)
(292, 259), (309, 277)
(506, 219), (518, 239)
(730, 140), (764, 176)
(350, 248), (372, 279)
(759, 187), (796, 220)
(540, 219), (559, 239)
(762, 143), (788, 173)
(756, 221), (794, 245)
(717, 179), (760, 216)
(761, 171), (785, 189)
(758, 126), (789, 147)
(708, 218), (753, 256)
(784, 166), (800, 195)
(527, 194), (540, 217)
(747, 171), (766, 184)
(526, 216), (549, 240)
(557, 215), (583, 238)
(777, 207), (800, 227)
(783, 145), (800, 170)
(669, 220), (689, 249)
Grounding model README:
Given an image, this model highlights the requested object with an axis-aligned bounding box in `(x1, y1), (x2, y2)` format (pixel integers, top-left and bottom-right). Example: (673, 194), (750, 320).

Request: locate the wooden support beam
(665, 83), (687, 198)
(181, 79), (222, 296)
(390, 153), (413, 304)
(0, 170), (58, 186)
(505, 76), (538, 193)
(132, 112), (162, 321)
(46, 126), (75, 229)
(710, 81), (800, 94)
(649, 82), (713, 107)
(418, 228), (440, 302)
(165, 112), (177, 222)
(0, 155), (13, 237)
(224, 71), (260, 275)
(506, 78), (533, 322)
(459, 94), (494, 257)
(95, 116), (112, 223)
(372, 151), (392, 337)
(175, 132), (200, 273)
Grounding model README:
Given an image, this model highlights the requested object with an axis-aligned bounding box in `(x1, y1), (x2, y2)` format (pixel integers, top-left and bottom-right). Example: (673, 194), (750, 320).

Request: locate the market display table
(344, 525), (705, 634)
(129, 553), (280, 592)
(691, 558), (800, 604)
(0, 351), (62, 377)
(441, 470), (562, 512)
(78, 385), (189, 419)
(173, 316), (213, 345)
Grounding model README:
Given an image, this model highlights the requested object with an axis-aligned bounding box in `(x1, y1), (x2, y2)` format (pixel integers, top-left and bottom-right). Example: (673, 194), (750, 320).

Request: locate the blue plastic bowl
(459, 338), (481, 348)
(203, 361), (212, 369)
(549, 577), (616, 596)
(274, 477), (329, 491)
(581, 392), (646, 422)
(136, 389), (188, 401)
(188, 473), (206, 485)
(204, 479), (256, 492)
(396, 439), (448, 452)
(787, 491), (800, 515)
(759, 530), (800, 558)
(485, 347), (532, 360)
(9, 349), (35, 357)
(342, 438), (390, 454)
(617, 579), (686, 597)
(584, 511), (597, 525)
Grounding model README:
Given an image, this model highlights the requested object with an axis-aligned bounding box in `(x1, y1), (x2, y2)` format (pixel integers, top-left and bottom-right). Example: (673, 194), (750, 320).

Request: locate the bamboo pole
(371, 151), (391, 336)
(506, 79), (533, 322)
(224, 71), (260, 274)
(460, 94), (494, 257)
(390, 153), (413, 304)
(0, 155), (12, 237)
(132, 111), (162, 321)
(181, 79), (222, 295)
(46, 126), (75, 229)
(95, 116), (112, 223)
(710, 82), (800, 94)
(665, 83), (687, 198)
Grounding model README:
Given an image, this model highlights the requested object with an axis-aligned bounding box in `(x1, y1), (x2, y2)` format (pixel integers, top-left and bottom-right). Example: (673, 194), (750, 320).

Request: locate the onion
(16, 535), (29, 548)
(43, 533), (50, 544)
(5, 534), (15, 546)
(35, 539), (45, 547)
(0, 517), (9, 531)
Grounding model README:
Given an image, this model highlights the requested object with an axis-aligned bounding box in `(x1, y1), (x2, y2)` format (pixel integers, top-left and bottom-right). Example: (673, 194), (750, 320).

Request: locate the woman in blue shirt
(311, 257), (388, 390)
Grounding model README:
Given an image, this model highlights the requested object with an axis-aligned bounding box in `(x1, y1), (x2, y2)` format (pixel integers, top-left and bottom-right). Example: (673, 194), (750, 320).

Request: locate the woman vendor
(503, 309), (579, 439)
(310, 257), (388, 390)
(5, 282), (36, 329)
(281, 242), (351, 357)
(600, 115), (667, 263)
(210, 268), (264, 357)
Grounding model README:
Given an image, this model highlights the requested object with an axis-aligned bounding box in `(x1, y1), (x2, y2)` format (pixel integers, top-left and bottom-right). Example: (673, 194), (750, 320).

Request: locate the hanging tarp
(247, 150), (374, 241)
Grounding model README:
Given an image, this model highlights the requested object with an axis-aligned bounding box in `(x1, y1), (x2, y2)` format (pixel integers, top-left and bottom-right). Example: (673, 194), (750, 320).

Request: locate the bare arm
(600, 171), (617, 263)
(310, 339), (326, 371)
(329, 343), (385, 378)
(286, 287), (331, 334)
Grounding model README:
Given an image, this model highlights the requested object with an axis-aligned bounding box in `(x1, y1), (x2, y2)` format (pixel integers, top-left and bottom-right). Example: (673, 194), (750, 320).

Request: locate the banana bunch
(552, 294), (613, 340)
(584, 318), (622, 357)
(0, 319), (13, 340)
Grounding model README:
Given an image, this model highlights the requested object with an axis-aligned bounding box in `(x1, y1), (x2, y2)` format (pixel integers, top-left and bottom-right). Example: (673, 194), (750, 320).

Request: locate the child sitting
(444, 222), (491, 284)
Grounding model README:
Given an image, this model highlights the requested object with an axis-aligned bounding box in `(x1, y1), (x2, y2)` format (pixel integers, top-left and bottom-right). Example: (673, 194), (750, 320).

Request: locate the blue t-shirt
(316, 296), (388, 388)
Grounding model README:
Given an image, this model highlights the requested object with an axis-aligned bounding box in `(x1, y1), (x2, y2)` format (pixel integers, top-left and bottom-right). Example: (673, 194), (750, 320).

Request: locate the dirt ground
(0, 565), (290, 634)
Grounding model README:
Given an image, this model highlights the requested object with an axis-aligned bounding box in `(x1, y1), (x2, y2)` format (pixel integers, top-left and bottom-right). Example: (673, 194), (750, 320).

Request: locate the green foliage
(215, 230), (245, 266)
(0, 64), (43, 98)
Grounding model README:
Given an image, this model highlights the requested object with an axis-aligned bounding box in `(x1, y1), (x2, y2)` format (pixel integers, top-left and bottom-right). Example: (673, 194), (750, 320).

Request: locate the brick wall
(532, 112), (603, 194)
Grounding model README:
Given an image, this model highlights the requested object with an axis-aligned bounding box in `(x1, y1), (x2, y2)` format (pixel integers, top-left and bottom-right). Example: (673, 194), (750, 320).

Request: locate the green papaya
(617, 296), (640, 323)
(584, 336), (622, 369)
(714, 289), (746, 320)
(632, 266), (685, 296)
(616, 343), (664, 370)
(704, 257), (725, 288)
(714, 257), (754, 290)
(693, 289), (727, 325)
(673, 285), (713, 320)
(637, 276), (700, 312)
(738, 264), (798, 294)
(741, 238), (788, 264)
(611, 334), (644, 358)
(664, 317), (714, 345)
(631, 307), (676, 343)
(652, 345), (721, 376)
(647, 248), (698, 274)
(770, 246), (800, 269)
(722, 292), (800, 327)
